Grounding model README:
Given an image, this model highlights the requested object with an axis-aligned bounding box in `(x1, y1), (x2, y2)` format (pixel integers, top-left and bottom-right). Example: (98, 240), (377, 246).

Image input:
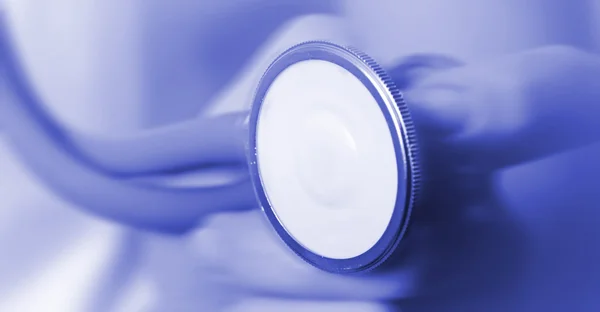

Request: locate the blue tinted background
(1, 1), (600, 311)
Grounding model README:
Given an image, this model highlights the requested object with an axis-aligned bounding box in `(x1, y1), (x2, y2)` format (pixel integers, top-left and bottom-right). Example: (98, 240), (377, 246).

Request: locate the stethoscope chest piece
(248, 41), (420, 274)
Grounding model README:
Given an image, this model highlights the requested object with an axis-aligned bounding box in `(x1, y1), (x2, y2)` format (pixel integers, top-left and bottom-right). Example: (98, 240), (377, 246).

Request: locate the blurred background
(1, 0), (600, 311)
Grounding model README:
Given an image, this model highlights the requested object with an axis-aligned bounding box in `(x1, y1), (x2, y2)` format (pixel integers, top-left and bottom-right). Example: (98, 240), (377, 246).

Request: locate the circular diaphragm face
(248, 41), (420, 274)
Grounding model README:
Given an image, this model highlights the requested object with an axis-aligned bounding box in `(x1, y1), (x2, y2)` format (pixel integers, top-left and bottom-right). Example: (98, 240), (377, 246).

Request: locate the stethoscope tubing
(0, 13), (256, 234)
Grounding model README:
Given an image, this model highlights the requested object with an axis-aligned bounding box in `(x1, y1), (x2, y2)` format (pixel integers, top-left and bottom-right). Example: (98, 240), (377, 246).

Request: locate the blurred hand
(177, 45), (600, 312)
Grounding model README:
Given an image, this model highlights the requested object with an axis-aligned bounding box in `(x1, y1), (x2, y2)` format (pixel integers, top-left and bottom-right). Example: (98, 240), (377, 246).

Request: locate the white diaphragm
(255, 59), (400, 260)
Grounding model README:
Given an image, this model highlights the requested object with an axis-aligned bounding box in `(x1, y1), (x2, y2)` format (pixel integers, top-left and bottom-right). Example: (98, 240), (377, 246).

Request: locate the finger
(386, 54), (465, 135)
(388, 54), (465, 91)
(225, 298), (395, 312)
(400, 46), (600, 169)
(188, 210), (424, 302)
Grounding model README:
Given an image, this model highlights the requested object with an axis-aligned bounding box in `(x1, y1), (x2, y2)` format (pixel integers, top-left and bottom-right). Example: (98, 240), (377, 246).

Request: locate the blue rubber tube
(0, 15), (256, 234)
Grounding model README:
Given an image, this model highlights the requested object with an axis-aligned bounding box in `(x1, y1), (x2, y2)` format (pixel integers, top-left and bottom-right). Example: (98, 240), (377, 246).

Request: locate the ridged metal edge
(250, 40), (423, 274)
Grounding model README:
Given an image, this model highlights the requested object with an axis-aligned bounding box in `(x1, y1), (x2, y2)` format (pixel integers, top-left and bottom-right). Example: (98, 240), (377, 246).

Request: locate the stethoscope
(1, 12), (469, 275)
